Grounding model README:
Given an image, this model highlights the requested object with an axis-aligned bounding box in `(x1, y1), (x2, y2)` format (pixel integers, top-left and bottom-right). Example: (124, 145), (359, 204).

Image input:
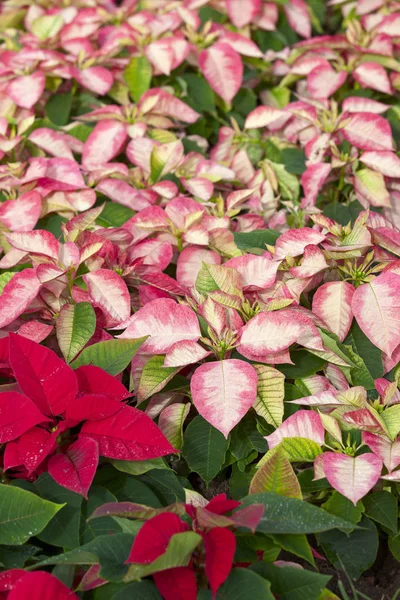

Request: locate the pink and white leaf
(342, 97), (388, 114)
(273, 228), (325, 260)
(6, 230), (59, 260)
(307, 63), (347, 99)
(73, 66), (113, 95)
(353, 63), (392, 95)
(354, 168), (390, 208)
(359, 151), (400, 178)
(163, 340), (211, 368)
(320, 452), (383, 505)
(158, 403), (190, 450)
(301, 163), (331, 207)
(312, 281), (355, 341)
(265, 410), (325, 448)
(118, 298), (200, 354)
(289, 245), (328, 279)
(29, 128), (74, 160)
(82, 121), (128, 168)
(176, 247), (221, 289)
(239, 309), (323, 358)
(0, 269), (41, 328)
(362, 432), (400, 473)
(198, 42), (243, 104)
(352, 272), (400, 358)
(341, 113), (393, 152)
(224, 255), (279, 290)
(83, 269), (131, 325)
(0, 191), (41, 233)
(226, 0), (261, 27)
(191, 359), (258, 438)
(6, 72), (45, 109)
(245, 106), (287, 129)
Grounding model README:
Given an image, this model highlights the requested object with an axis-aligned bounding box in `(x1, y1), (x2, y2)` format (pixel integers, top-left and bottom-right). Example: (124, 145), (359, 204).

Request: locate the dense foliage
(0, 0), (400, 598)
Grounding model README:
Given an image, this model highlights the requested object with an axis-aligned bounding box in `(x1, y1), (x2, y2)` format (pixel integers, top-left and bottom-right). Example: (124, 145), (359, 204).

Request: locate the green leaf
(239, 492), (355, 534)
(96, 203), (135, 227)
(111, 458), (169, 476)
(124, 56), (152, 103)
(103, 472), (163, 507)
(56, 302), (96, 362)
(81, 485), (122, 544)
(0, 272), (15, 295)
(298, 469), (329, 494)
(270, 162), (300, 201)
(32, 533), (135, 582)
(31, 14), (63, 40)
(363, 491), (398, 534)
(182, 416), (228, 484)
(0, 544), (40, 569)
(280, 148), (306, 175)
(138, 469), (185, 505)
(230, 464), (257, 500)
(137, 355), (178, 402)
(272, 533), (315, 566)
(94, 581), (162, 600)
(215, 568), (275, 599)
(323, 200), (364, 226)
(322, 491), (363, 527)
(124, 531), (201, 581)
(251, 563), (330, 600)
(195, 262), (241, 296)
(71, 337), (148, 375)
(280, 437), (323, 462)
(278, 351), (326, 379)
(234, 230), (281, 253)
(34, 473), (82, 549)
(253, 364), (285, 427)
(0, 484), (63, 545)
(347, 321), (383, 380)
(250, 447), (302, 499)
(45, 92), (72, 126)
(318, 516), (379, 579)
(179, 73), (215, 113)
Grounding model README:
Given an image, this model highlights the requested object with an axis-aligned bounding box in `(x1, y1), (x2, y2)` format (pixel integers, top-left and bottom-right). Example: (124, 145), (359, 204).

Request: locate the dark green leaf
(278, 351), (326, 379)
(251, 563), (330, 600)
(96, 203), (135, 227)
(272, 533), (315, 566)
(322, 491), (363, 527)
(347, 321), (383, 380)
(32, 533), (135, 581)
(363, 491), (398, 534)
(182, 416), (228, 484)
(215, 568), (274, 599)
(318, 516), (379, 579)
(234, 230), (281, 253)
(94, 581), (162, 600)
(34, 474), (83, 549)
(138, 469), (185, 505)
(81, 486), (122, 544)
(45, 92), (72, 126)
(0, 544), (40, 569)
(180, 73), (215, 113)
(239, 492), (355, 534)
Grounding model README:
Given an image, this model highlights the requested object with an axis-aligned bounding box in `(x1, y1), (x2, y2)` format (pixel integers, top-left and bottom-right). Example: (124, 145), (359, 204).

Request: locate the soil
(301, 545), (400, 600)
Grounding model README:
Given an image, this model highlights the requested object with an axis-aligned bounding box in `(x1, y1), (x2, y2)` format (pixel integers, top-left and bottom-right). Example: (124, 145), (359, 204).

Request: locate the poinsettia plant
(0, 0), (400, 597)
